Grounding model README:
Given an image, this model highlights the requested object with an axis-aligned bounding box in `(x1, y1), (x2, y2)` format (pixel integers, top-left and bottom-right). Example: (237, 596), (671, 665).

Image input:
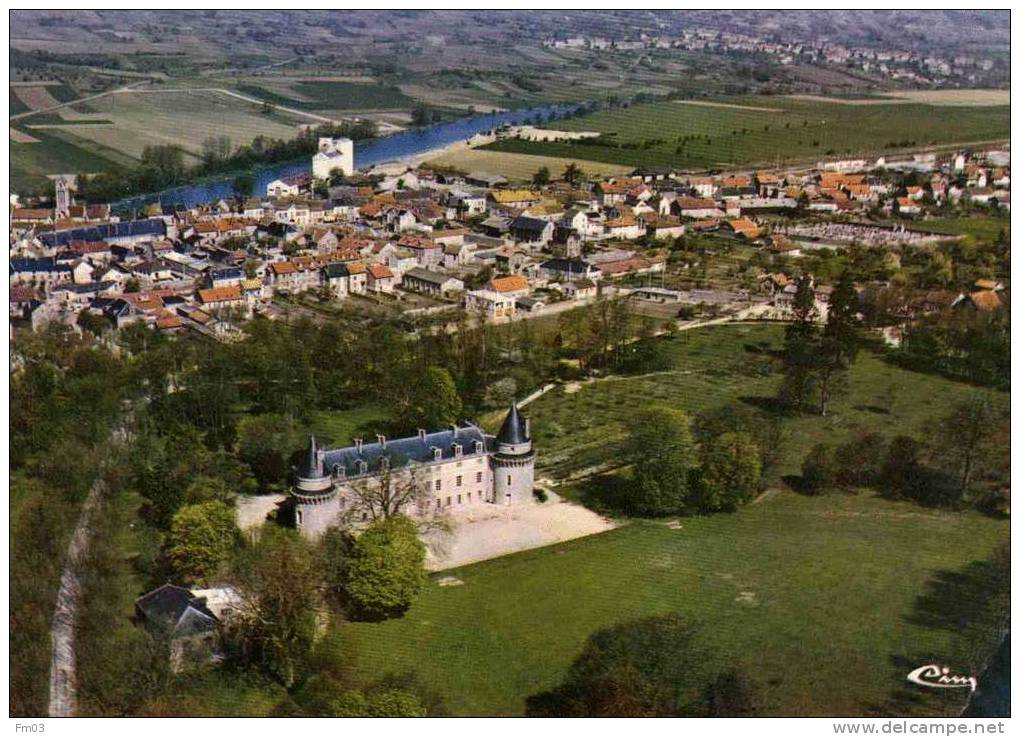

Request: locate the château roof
(321, 424), (493, 478)
(496, 403), (529, 445)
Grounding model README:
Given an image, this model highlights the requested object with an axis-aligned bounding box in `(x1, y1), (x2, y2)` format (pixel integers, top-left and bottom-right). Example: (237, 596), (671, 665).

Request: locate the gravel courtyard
(424, 491), (618, 571)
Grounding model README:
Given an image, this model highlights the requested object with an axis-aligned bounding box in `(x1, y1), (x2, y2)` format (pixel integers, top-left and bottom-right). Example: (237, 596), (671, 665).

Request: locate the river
(113, 103), (586, 211)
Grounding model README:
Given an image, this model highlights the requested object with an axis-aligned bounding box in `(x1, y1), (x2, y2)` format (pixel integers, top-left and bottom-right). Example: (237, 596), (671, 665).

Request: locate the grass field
(426, 147), (632, 181)
(907, 216), (1010, 244)
(341, 491), (1006, 716)
(480, 96), (1010, 171)
(10, 126), (133, 191)
(525, 323), (1006, 481)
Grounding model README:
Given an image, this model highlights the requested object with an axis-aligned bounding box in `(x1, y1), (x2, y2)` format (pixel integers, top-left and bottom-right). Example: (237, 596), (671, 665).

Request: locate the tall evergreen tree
(778, 275), (819, 412)
(815, 271), (860, 416)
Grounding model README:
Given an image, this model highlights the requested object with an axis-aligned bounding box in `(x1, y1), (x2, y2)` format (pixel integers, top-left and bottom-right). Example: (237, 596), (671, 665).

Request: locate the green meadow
(481, 96), (1010, 170)
(341, 493), (1005, 716)
(335, 322), (1008, 716)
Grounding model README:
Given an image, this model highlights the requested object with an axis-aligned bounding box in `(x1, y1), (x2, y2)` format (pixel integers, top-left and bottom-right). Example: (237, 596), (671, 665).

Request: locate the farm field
(907, 216), (1011, 244)
(426, 147), (632, 181)
(10, 89), (309, 190)
(234, 79), (413, 111)
(341, 490), (1007, 716)
(523, 322), (1007, 482)
(480, 96), (1010, 171)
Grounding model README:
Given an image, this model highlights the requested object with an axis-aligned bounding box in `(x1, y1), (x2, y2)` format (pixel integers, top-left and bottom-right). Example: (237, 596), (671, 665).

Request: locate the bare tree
(341, 466), (453, 547)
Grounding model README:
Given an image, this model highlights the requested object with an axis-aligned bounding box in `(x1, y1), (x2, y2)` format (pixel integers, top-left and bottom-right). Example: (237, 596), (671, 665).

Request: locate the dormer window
(332, 464), (346, 479)
(431, 446), (442, 461)
(474, 440), (484, 454)
(452, 443), (462, 458)
(356, 460), (368, 475)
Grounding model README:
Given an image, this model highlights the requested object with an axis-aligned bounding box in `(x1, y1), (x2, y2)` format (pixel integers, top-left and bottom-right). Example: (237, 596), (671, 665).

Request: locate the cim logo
(907, 664), (977, 692)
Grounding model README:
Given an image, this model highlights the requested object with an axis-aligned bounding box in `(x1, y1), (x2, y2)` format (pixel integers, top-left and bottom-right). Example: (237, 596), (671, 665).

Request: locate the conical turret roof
(496, 402), (529, 445)
(298, 435), (324, 479)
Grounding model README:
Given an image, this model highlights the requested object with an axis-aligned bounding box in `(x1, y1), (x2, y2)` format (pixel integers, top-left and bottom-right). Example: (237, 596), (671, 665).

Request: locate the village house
(509, 215), (555, 246)
(367, 263), (396, 293)
(401, 267), (465, 297)
(464, 289), (516, 319)
(488, 274), (531, 299)
(539, 258), (602, 282)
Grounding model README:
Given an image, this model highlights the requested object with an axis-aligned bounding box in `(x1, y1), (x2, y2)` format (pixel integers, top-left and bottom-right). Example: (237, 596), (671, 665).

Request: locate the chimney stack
(418, 428), (427, 442)
(354, 438), (363, 453)
(377, 434), (387, 448)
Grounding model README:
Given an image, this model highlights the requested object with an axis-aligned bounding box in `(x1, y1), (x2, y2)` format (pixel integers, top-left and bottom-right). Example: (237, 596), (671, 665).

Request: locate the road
(9, 81), (150, 122)
(48, 420), (132, 717)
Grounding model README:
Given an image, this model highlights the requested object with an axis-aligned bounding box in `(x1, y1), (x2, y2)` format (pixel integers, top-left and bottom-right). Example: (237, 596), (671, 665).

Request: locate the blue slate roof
(496, 403), (529, 445)
(509, 215), (551, 233)
(10, 257), (71, 274)
(39, 219), (166, 248)
(322, 423), (493, 478)
(211, 267), (243, 281)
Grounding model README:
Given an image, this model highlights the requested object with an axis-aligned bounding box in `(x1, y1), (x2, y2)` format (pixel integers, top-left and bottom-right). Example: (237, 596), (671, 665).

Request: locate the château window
(296, 510), (303, 525)
(456, 475), (462, 487)
(476, 471), (482, 483)
(433, 447), (442, 461)
(453, 443), (462, 457)
(457, 494), (462, 504)
(435, 479), (441, 491)
(507, 474), (512, 485)
(475, 440), (484, 454)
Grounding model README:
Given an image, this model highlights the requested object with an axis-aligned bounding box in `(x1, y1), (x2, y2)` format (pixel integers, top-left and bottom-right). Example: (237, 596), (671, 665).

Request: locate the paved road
(10, 81), (150, 122)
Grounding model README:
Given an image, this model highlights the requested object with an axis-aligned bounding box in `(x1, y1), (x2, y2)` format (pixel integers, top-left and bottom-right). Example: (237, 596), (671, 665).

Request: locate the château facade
(292, 403), (535, 538)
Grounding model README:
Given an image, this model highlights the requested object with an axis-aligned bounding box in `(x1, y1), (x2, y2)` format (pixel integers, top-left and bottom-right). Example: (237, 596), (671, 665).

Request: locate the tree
(340, 515), (427, 620)
(778, 275), (819, 412)
(227, 527), (322, 686)
(532, 166), (551, 187)
(835, 432), (886, 487)
(166, 501), (239, 584)
(626, 408), (696, 516)
(815, 271), (860, 416)
(331, 689), (427, 717)
(701, 668), (757, 716)
(232, 172), (255, 198)
(801, 443), (838, 493)
(933, 397), (1002, 499)
(237, 413), (303, 490)
(405, 366), (462, 431)
(123, 277), (141, 294)
(526, 613), (707, 716)
(698, 432), (762, 512)
(345, 467), (435, 524)
(563, 162), (584, 185)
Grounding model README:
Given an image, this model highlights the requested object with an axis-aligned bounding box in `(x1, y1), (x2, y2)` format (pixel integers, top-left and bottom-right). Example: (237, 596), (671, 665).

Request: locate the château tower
(491, 402), (536, 506)
(292, 435), (339, 538)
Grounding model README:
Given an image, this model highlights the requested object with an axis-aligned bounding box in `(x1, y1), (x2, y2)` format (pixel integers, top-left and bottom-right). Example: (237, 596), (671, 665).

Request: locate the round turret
(492, 402), (535, 506)
(292, 435), (339, 537)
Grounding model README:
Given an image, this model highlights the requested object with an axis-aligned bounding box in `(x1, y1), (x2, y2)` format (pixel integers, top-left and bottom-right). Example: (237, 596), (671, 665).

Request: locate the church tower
(491, 402), (536, 506)
(292, 436), (339, 538)
(54, 175), (73, 217)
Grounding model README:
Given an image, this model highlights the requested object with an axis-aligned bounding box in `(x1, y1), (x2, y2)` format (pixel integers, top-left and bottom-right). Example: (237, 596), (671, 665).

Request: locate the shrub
(801, 443), (838, 493)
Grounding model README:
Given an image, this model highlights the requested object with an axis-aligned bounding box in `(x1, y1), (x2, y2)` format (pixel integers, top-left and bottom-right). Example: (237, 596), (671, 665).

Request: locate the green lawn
(342, 491), (1006, 716)
(338, 321), (1008, 716)
(308, 404), (394, 447)
(909, 216), (1010, 244)
(481, 96), (1010, 170)
(526, 323), (1006, 481)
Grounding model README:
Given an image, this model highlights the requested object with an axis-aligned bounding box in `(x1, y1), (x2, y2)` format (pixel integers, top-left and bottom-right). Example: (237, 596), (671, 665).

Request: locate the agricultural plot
(235, 80), (413, 111)
(426, 148), (632, 181)
(11, 89), (308, 190)
(525, 323), (1006, 482)
(480, 96), (1010, 171)
(10, 82), (80, 111)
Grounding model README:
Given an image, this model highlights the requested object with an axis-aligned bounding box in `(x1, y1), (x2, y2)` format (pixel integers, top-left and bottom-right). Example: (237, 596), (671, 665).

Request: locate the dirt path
(47, 420), (131, 717)
(10, 81), (149, 122)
